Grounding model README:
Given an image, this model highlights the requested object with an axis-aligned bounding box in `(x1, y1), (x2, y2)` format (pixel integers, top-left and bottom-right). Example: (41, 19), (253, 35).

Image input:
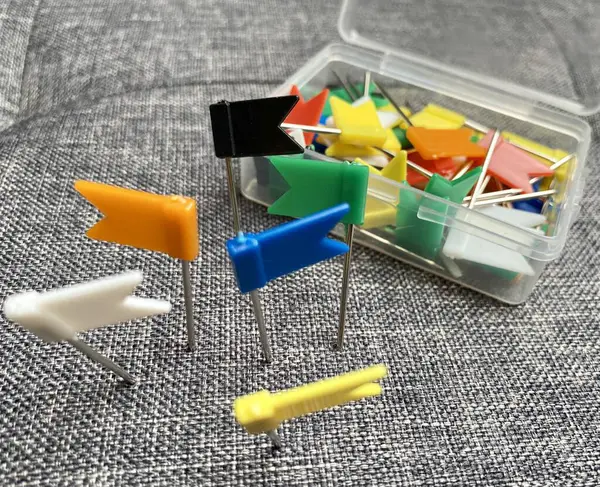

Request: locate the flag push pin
(443, 206), (547, 275)
(3, 271), (170, 384)
(375, 85), (564, 164)
(209, 96), (304, 234)
(234, 364), (387, 447)
(461, 153), (572, 206)
(468, 129), (501, 209)
(326, 72), (434, 180)
(372, 81), (570, 203)
(209, 96), (310, 354)
(285, 85), (330, 146)
(226, 204), (350, 361)
(267, 156), (369, 349)
(75, 181), (199, 350)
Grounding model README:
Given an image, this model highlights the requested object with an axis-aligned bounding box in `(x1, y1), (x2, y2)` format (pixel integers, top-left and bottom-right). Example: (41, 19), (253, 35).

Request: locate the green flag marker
(268, 155), (369, 349)
(268, 156), (369, 226)
(394, 170), (481, 261)
(392, 126), (413, 150)
(395, 183), (447, 261)
(424, 167), (482, 204)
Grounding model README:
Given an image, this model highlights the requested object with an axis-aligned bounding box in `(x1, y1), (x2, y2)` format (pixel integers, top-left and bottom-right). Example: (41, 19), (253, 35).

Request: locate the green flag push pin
(268, 156), (369, 349)
(395, 183), (448, 261)
(395, 167), (483, 260)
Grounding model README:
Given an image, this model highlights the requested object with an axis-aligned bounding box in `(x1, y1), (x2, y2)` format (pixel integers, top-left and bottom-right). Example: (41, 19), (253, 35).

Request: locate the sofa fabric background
(0, 1), (599, 485)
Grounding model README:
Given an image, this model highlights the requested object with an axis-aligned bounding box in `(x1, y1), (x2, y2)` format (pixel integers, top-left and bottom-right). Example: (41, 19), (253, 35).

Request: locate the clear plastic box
(239, 0), (593, 304)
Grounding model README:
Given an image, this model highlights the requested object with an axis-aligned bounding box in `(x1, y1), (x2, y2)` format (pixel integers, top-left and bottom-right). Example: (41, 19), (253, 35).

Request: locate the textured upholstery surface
(0, 1), (599, 485)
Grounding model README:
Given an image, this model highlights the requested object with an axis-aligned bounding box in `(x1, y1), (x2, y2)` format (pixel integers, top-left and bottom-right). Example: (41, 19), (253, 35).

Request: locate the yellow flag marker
(234, 364), (387, 447)
(355, 151), (407, 183)
(75, 180), (199, 350)
(362, 198), (397, 229)
(325, 128), (401, 160)
(354, 153), (406, 228)
(381, 151), (408, 182)
(330, 97), (387, 147)
(326, 143), (387, 161)
(410, 103), (465, 130)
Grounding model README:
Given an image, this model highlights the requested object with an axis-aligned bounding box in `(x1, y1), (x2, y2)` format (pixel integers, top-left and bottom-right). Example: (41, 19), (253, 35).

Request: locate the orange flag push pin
(75, 181), (199, 349)
(406, 127), (487, 160)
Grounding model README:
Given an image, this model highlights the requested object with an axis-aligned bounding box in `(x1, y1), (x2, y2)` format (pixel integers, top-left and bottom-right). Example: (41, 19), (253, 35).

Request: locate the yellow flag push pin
(233, 364), (387, 447)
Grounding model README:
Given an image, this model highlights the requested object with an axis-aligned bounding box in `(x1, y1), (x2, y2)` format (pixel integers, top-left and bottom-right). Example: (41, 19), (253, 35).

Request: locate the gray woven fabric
(1, 1), (599, 485)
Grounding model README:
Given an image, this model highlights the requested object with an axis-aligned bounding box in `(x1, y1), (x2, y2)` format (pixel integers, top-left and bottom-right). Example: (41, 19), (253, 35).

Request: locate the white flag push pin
(442, 206), (547, 276)
(3, 271), (171, 384)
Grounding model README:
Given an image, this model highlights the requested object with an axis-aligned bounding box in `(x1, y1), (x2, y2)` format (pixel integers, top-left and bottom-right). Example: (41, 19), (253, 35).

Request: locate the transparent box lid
(338, 0), (600, 116)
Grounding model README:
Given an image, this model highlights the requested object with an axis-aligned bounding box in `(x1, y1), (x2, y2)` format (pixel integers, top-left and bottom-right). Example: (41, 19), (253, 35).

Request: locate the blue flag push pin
(226, 204), (350, 361)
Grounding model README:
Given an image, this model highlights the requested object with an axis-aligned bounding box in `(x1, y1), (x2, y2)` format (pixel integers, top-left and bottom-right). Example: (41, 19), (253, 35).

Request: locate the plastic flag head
(75, 181), (199, 261)
(268, 157), (369, 226)
(501, 131), (570, 182)
(209, 96), (303, 158)
(227, 204), (350, 293)
(325, 142), (389, 166)
(424, 167), (482, 204)
(380, 151), (408, 183)
(354, 152), (407, 183)
(322, 83), (389, 118)
(442, 206), (547, 275)
(285, 85), (329, 145)
(395, 183), (447, 260)
(410, 104), (466, 129)
(478, 132), (554, 193)
(330, 97), (387, 147)
(233, 364), (387, 437)
(407, 127), (487, 160)
(406, 152), (459, 188)
(3, 271), (171, 342)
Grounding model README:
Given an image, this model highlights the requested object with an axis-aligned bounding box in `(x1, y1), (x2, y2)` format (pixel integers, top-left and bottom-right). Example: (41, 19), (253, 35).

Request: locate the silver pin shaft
(371, 80), (414, 128)
(267, 430), (282, 448)
(452, 161), (474, 181)
(363, 71), (371, 98)
(472, 189), (556, 207)
(461, 153), (574, 203)
(337, 224), (355, 350)
(249, 289), (272, 362)
(181, 259), (196, 350)
(67, 337), (136, 384)
(468, 130), (501, 209)
(225, 156), (241, 234)
(280, 122), (341, 135)
(331, 69), (358, 102)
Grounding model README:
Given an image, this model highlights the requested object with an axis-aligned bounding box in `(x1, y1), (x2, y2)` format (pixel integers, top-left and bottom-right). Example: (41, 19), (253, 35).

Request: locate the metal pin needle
(337, 223), (355, 350)
(468, 130), (501, 209)
(181, 260), (196, 350)
(250, 289), (272, 362)
(225, 156), (242, 234)
(266, 430), (282, 448)
(67, 337), (136, 385)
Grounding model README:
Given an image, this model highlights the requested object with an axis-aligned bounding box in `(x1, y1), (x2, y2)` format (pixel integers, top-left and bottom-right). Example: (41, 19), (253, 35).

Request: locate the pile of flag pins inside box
(2, 68), (573, 450)
(242, 70), (573, 284)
